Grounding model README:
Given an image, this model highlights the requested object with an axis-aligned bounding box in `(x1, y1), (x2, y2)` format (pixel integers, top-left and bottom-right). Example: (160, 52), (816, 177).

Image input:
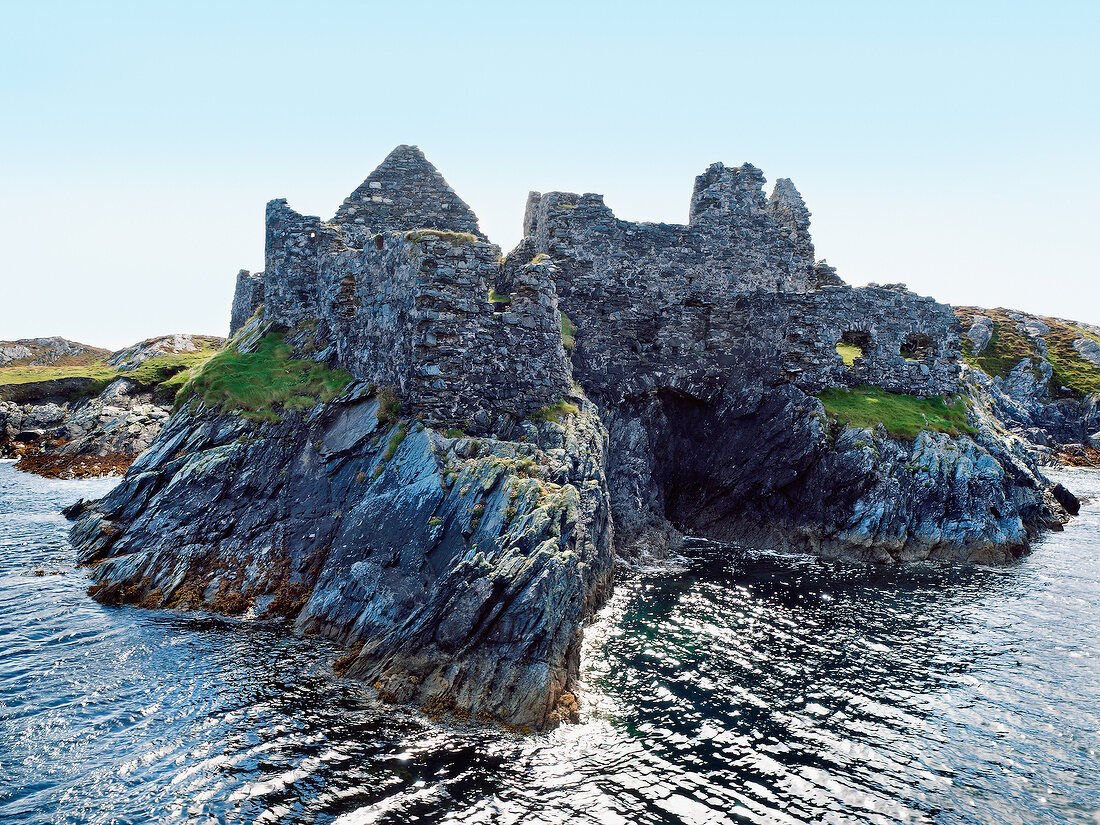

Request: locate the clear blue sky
(1, 0), (1096, 349)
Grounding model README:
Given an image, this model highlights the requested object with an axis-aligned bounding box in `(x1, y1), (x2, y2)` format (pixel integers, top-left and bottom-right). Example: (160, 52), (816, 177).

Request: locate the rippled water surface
(2, 459), (1099, 824)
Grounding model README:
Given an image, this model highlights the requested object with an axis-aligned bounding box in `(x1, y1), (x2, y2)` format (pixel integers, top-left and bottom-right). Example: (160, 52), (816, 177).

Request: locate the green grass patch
(124, 345), (220, 389)
(488, 288), (511, 306)
(0, 363), (118, 387)
(819, 385), (975, 441)
(836, 341), (861, 367)
(376, 386), (402, 423)
(404, 229), (480, 246)
(529, 400), (579, 424)
(560, 312), (576, 352)
(956, 306), (1100, 395)
(177, 331), (351, 421)
(382, 423), (409, 461)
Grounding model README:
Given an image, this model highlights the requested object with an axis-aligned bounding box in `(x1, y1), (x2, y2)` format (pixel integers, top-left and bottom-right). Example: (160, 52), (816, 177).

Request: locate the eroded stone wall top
(333, 145), (485, 241)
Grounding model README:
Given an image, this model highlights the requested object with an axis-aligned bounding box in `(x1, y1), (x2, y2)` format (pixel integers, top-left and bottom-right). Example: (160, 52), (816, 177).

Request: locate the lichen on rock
(66, 145), (1084, 729)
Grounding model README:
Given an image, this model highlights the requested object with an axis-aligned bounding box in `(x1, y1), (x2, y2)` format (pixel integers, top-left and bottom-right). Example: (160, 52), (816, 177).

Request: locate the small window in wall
(901, 333), (935, 361)
(837, 330), (871, 367)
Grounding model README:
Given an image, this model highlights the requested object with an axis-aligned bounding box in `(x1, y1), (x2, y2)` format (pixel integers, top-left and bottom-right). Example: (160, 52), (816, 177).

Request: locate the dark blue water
(2, 458), (1099, 824)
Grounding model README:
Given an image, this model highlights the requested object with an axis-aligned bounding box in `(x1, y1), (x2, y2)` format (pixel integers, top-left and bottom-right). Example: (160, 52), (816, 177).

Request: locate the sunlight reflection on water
(1, 461), (1098, 824)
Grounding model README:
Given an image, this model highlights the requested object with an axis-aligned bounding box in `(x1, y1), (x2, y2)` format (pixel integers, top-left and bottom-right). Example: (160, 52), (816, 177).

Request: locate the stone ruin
(231, 145), (963, 423)
(231, 145), (571, 424)
(506, 161), (961, 402)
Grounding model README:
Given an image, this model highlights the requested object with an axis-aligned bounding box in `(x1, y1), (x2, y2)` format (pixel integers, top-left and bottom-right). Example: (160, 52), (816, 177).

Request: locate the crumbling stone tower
(504, 161), (961, 401)
(232, 146), (572, 424)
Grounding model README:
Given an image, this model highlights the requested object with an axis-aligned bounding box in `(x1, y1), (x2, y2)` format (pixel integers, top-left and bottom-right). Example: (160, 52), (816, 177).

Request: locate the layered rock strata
(72, 318), (610, 729)
(67, 146), (1078, 727)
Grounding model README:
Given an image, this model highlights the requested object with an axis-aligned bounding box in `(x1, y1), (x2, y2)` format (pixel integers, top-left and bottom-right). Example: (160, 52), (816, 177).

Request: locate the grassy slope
(819, 385), (974, 440)
(955, 306), (1100, 395)
(177, 331), (351, 422)
(0, 338), (222, 397)
(835, 341), (861, 367)
(1044, 323), (1100, 395)
(560, 312), (576, 352)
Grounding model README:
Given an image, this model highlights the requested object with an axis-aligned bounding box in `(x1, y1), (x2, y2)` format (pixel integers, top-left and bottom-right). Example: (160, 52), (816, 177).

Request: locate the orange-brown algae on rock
(547, 691), (581, 727)
(15, 445), (136, 479)
(1058, 445), (1100, 467)
(332, 641), (364, 674)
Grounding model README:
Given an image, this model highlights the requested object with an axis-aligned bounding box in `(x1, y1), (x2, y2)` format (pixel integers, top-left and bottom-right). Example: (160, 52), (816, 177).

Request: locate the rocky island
(60, 146), (1097, 730)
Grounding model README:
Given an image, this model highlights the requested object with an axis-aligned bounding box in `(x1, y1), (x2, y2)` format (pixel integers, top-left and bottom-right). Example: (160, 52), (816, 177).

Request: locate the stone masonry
(229, 270), (264, 336)
(506, 164), (961, 403)
(333, 144), (486, 246)
(234, 146), (962, 427)
(242, 146), (571, 423)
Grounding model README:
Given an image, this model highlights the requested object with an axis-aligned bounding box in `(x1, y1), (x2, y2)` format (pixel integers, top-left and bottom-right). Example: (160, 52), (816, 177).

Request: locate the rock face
(68, 146), (1079, 728)
(599, 371), (1060, 564)
(71, 350), (611, 729)
(230, 270), (264, 336)
(107, 334), (209, 369)
(1, 334), (222, 477)
(1074, 336), (1100, 368)
(966, 315), (994, 354)
(1, 379), (169, 476)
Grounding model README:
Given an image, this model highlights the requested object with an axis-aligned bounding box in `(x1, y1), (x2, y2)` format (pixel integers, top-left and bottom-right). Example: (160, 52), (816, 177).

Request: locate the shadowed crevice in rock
(63, 146), (1087, 731)
(603, 381), (1060, 565)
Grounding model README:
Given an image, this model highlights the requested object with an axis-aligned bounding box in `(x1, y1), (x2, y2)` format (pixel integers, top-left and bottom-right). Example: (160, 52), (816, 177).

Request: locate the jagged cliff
(66, 145), (1082, 729)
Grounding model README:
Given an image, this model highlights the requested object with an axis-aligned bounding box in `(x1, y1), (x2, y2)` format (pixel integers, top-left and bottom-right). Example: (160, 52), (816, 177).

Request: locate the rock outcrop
(1, 379), (169, 476)
(599, 378), (1062, 565)
(1, 334), (222, 477)
(66, 146), (1080, 728)
(71, 316), (611, 729)
(956, 306), (1100, 464)
(0, 337), (109, 368)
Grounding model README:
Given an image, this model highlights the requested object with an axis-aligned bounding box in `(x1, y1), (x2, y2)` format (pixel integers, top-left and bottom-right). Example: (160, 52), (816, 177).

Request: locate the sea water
(1, 459), (1098, 824)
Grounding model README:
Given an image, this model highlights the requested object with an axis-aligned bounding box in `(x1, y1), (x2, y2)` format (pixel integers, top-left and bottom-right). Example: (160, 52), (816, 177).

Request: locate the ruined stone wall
(515, 162), (818, 303)
(229, 270), (264, 336)
(254, 146), (959, 428)
(781, 284), (962, 395)
(312, 231), (571, 421)
(259, 207), (570, 422)
(263, 199), (327, 329)
(511, 163), (961, 402)
(548, 266), (961, 404)
(332, 145), (485, 246)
